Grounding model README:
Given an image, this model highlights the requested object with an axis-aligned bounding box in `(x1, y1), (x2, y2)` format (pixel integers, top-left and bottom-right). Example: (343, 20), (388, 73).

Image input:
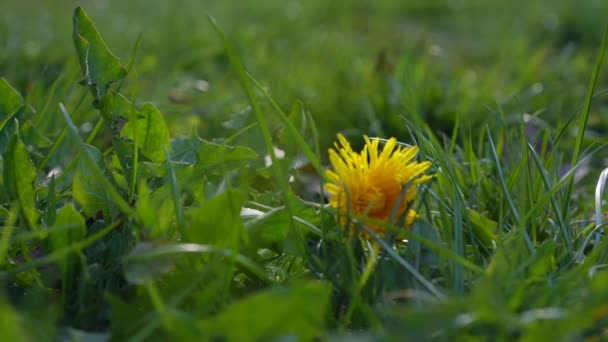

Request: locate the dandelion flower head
(324, 134), (432, 237)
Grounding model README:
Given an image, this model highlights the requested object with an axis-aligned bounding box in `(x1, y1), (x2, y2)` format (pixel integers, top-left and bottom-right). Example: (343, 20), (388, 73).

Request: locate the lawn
(2, 0), (608, 340)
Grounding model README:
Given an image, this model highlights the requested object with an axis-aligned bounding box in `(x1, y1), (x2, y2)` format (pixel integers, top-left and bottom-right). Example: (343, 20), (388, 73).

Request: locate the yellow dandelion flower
(324, 134), (432, 238)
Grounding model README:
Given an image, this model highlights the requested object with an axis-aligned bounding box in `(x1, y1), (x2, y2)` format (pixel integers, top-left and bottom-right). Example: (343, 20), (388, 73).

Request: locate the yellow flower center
(324, 134), (432, 238)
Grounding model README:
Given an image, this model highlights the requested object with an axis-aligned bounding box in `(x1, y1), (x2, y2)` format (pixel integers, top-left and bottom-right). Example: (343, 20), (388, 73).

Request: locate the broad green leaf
(199, 281), (332, 341)
(72, 144), (114, 216)
(135, 181), (154, 229)
(486, 232), (526, 278)
(99, 89), (133, 125)
(0, 78), (24, 154)
(245, 198), (317, 252)
(120, 103), (170, 163)
(187, 190), (246, 248)
(112, 137), (136, 185)
(134, 177), (176, 237)
(72, 7), (126, 99)
(167, 135), (257, 172)
(3, 134), (39, 229)
(49, 204), (86, 290)
(171, 136), (199, 165)
(527, 242), (556, 278)
(0, 79), (23, 117)
(107, 293), (149, 339)
(244, 207), (290, 248)
(466, 208), (498, 248)
(0, 297), (30, 341)
(196, 139), (257, 170)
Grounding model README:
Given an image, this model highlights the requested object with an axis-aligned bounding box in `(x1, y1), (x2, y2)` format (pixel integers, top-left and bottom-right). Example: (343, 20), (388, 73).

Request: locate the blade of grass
(405, 228), (484, 274)
(522, 141), (608, 224)
(247, 74), (324, 178)
(223, 122), (258, 145)
(361, 224), (446, 300)
(210, 17), (309, 257)
(209, 17), (293, 201)
(452, 182), (464, 295)
(563, 25), (608, 214)
(486, 126), (535, 254)
(34, 67), (79, 127)
(527, 142), (573, 254)
(117, 32), (142, 92)
(37, 128), (67, 174)
(164, 146), (185, 237)
(127, 92), (139, 203)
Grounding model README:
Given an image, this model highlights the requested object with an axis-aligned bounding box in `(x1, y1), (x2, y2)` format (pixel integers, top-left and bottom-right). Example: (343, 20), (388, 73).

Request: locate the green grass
(2, 0), (608, 340)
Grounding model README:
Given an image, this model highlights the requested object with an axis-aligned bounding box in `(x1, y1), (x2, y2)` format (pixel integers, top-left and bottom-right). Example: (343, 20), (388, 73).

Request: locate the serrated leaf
(199, 281), (331, 341)
(120, 103), (170, 162)
(72, 7), (126, 100)
(3, 133), (39, 229)
(72, 144), (114, 216)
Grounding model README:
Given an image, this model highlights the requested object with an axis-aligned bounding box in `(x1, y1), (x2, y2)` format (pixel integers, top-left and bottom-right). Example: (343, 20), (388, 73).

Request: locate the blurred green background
(3, 0), (608, 150)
